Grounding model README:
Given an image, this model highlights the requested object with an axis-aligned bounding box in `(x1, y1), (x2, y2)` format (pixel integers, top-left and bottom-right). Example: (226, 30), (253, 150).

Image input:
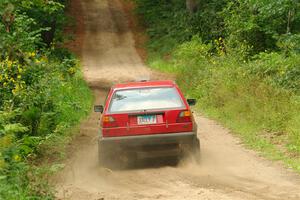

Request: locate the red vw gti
(94, 80), (200, 166)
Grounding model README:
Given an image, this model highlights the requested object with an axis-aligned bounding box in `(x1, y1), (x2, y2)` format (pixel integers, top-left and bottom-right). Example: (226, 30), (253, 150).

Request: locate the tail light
(177, 110), (192, 123)
(101, 115), (117, 128)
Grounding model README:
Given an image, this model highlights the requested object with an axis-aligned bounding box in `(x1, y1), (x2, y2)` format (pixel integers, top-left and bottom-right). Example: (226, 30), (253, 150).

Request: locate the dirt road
(55, 0), (300, 199)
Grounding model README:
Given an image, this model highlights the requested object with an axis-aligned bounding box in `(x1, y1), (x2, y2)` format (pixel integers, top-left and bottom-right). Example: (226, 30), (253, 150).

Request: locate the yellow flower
(14, 155), (21, 162)
(41, 56), (48, 63)
(7, 60), (13, 68)
(68, 67), (76, 75)
(30, 52), (36, 57)
(35, 59), (41, 64)
(12, 84), (21, 95)
(18, 67), (23, 73)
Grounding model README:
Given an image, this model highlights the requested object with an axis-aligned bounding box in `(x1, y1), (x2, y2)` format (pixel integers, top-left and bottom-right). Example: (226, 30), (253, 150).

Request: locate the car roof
(113, 80), (176, 89)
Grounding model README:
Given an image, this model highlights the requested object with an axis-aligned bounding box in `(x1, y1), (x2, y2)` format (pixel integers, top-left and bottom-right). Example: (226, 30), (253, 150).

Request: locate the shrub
(0, 0), (93, 199)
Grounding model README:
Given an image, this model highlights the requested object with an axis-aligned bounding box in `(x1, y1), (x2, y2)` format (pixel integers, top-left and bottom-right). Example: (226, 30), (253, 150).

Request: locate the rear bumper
(99, 132), (198, 148)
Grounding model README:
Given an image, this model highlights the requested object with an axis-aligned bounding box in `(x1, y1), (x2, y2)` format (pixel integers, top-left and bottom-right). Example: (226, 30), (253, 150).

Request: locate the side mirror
(94, 105), (104, 113)
(187, 99), (196, 106)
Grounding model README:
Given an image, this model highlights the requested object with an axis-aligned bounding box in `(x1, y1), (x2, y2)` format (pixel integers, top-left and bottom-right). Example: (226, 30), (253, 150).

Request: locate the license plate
(137, 115), (157, 125)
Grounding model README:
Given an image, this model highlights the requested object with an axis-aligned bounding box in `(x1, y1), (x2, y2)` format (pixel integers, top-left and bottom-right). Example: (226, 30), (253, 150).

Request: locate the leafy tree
(222, 0), (300, 53)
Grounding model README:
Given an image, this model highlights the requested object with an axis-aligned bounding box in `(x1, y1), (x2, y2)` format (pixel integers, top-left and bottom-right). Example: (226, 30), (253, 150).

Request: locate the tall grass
(148, 38), (300, 172)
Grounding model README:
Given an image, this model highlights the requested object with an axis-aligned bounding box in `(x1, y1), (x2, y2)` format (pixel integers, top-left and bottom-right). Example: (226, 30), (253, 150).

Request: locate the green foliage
(222, 0), (300, 53)
(135, 0), (300, 55)
(0, 0), (67, 60)
(0, 58), (92, 199)
(0, 13), (43, 59)
(0, 0), (93, 199)
(135, 0), (300, 172)
(248, 52), (300, 92)
(148, 38), (300, 172)
(150, 38), (300, 170)
(135, 0), (211, 54)
(0, 160), (55, 199)
(0, 0), (66, 46)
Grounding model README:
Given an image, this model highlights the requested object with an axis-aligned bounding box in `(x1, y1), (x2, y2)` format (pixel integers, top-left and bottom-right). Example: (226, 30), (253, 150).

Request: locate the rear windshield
(108, 87), (184, 113)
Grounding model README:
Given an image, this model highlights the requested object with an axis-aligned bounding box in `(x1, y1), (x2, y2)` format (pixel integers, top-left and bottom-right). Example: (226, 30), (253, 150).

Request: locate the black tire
(99, 148), (122, 169)
(98, 141), (113, 168)
(192, 138), (201, 164)
(180, 138), (201, 164)
(98, 141), (134, 169)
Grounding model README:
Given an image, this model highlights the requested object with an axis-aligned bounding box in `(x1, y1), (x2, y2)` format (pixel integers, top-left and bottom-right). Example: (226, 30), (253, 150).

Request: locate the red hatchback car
(94, 80), (200, 166)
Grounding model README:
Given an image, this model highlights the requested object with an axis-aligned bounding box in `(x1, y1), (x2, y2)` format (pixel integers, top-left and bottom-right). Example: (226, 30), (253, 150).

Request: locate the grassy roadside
(0, 70), (93, 199)
(150, 41), (300, 173)
(129, 1), (300, 173)
(149, 50), (300, 173)
(0, 0), (93, 199)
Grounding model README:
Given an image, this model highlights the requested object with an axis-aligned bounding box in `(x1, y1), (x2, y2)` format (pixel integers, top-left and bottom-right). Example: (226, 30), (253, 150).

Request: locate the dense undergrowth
(134, 0), (300, 171)
(0, 0), (92, 199)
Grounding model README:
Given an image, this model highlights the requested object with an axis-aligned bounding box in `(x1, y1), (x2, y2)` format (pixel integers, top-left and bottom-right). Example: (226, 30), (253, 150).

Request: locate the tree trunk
(186, 0), (197, 14)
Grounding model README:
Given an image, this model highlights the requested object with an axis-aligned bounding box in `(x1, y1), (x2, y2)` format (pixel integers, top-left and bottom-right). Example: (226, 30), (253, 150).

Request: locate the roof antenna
(136, 76), (150, 82)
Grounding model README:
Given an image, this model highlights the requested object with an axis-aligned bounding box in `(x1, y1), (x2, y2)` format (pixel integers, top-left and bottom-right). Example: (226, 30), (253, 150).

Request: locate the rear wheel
(181, 138), (201, 164)
(98, 141), (110, 167)
(192, 138), (201, 163)
(99, 141), (121, 169)
(98, 141), (136, 169)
